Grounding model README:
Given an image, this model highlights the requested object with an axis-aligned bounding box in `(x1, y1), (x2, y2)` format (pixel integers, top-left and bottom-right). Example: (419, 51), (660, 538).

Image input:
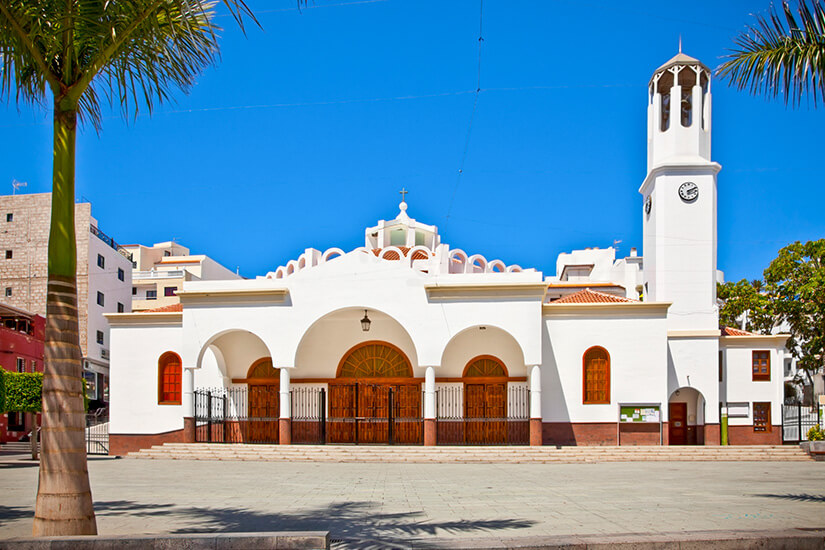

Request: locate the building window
(164, 286), (177, 297)
(158, 352), (182, 405)
(16, 357), (25, 373)
(4, 287), (11, 297)
(97, 254), (105, 269)
(753, 402), (771, 432)
(132, 286), (137, 295)
(6, 213), (12, 222)
(718, 350), (724, 382)
(583, 346), (610, 404)
(97, 291), (105, 306)
(31, 360), (36, 372)
(117, 267), (125, 281)
(7, 411), (24, 431)
(164, 250), (171, 257)
(96, 330), (104, 345)
(146, 289), (157, 300)
(752, 350), (770, 381)
(117, 302), (124, 313)
(5, 250), (12, 259)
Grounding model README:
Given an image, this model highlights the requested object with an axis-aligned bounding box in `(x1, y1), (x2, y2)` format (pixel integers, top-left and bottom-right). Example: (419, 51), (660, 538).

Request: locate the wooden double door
(248, 384), (279, 443)
(328, 382), (422, 444)
(464, 382), (507, 444)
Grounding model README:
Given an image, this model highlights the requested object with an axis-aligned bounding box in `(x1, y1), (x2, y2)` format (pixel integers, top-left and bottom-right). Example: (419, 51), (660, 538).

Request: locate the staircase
(0, 441), (39, 455)
(127, 443), (813, 462)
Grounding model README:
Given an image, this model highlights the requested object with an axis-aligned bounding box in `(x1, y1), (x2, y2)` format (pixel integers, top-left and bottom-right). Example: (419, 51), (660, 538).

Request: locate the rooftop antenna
(11, 179), (27, 195)
(613, 239), (622, 253)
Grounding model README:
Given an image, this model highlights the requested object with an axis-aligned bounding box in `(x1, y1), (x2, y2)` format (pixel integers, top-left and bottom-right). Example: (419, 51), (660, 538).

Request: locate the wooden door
(485, 383), (507, 444)
(358, 383), (390, 443)
(248, 384), (279, 443)
(668, 402), (687, 445)
(393, 384), (422, 444)
(464, 384), (486, 444)
(328, 384), (357, 443)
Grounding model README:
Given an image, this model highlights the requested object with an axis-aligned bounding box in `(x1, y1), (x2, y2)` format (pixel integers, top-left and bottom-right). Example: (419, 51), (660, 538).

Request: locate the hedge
(0, 370), (89, 413)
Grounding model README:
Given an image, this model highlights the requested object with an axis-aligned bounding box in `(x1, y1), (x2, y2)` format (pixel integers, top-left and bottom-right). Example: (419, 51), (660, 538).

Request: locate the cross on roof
(399, 188), (408, 202)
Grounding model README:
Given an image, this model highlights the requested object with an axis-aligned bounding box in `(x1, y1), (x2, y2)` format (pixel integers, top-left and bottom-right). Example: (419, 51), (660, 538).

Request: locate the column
(182, 367), (195, 443)
(279, 367), (291, 444)
(529, 365), (542, 446)
(423, 366), (436, 446)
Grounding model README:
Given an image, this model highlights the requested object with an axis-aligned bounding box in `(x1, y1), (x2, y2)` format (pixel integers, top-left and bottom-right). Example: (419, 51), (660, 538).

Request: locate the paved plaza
(1, 454), (824, 548)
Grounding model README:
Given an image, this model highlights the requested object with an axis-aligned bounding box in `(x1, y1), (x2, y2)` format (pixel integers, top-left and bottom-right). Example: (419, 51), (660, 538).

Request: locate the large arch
(195, 329), (274, 383)
(668, 387), (706, 445)
(294, 307), (420, 379)
(439, 325), (526, 378)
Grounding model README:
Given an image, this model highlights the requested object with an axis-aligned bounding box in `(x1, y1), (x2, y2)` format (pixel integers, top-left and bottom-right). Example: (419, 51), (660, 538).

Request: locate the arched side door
(463, 356), (508, 444)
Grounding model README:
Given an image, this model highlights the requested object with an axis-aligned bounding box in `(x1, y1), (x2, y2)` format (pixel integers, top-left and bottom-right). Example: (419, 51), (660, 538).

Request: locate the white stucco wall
(541, 307), (669, 423)
(722, 340), (785, 427)
(109, 323), (183, 434)
(667, 337), (719, 423)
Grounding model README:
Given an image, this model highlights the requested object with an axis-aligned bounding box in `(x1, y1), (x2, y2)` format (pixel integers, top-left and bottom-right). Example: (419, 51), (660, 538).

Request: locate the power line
(444, 0), (484, 230)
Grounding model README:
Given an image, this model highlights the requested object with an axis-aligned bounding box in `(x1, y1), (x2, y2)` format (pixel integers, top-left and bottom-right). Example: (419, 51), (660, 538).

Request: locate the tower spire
(678, 35), (682, 53)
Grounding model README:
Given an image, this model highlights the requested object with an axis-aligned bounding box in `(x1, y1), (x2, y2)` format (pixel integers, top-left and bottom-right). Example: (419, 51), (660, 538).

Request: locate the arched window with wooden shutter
(158, 352), (182, 405)
(582, 346), (610, 404)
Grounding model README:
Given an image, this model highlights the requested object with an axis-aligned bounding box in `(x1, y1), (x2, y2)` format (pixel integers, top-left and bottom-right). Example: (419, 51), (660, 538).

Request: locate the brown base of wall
(279, 419), (291, 445)
(110, 429), (185, 456)
(423, 419), (436, 446)
(184, 417), (195, 444)
(542, 422), (618, 446)
(529, 419), (542, 446)
(704, 423), (720, 445)
(728, 425), (781, 445)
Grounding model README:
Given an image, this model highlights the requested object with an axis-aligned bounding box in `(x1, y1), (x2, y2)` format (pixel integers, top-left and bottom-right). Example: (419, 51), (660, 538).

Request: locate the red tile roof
(141, 303), (183, 313)
(549, 288), (637, 304)
(721, 326), (755, 336)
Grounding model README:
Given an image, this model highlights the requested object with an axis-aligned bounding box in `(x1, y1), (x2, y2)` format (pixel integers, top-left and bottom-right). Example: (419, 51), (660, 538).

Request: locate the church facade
(107, 52), (788, 455)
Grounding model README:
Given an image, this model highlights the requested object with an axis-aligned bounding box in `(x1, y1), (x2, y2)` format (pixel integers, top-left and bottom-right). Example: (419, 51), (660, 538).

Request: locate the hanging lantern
(360, 310), (371, 332)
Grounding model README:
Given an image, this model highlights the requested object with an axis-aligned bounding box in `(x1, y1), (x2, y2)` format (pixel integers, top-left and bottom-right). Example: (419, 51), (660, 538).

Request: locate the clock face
(678, 181), (699, 202)
(645, 195), (652, 215)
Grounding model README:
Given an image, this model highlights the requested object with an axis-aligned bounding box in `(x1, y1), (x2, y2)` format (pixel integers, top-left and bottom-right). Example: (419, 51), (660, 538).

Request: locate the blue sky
(2, 0), (823, 282)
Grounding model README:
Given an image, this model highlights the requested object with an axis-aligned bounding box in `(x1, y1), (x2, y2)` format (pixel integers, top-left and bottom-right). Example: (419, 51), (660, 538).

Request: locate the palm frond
(716, 0), (825, 106)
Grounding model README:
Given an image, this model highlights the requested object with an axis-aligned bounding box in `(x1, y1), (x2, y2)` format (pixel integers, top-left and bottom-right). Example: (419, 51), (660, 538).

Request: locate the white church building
(106, 52), (789, 454)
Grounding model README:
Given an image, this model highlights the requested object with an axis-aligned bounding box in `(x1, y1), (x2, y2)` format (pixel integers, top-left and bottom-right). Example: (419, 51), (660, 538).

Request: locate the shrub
(807, 424), (825, 441)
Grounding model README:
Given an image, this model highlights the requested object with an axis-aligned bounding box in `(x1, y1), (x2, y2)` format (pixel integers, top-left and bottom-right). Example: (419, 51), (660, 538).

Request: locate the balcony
(89, 224), (133, 262)
(133, 269), (186, 280)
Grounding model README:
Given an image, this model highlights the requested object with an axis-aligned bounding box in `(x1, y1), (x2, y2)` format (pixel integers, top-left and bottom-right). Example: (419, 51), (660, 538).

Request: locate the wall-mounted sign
(726, 402), (749, 418)
(620, 405), (660, 423)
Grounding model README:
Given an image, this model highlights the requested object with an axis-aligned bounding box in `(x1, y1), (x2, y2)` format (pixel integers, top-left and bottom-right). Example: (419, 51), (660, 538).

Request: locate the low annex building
(106, 52), (788, 454)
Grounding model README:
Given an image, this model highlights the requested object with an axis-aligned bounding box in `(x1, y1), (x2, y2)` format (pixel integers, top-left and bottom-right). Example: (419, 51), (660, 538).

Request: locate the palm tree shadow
(94, 500), (535, 549)
(0, 505), (32, 527)
(755, 493), (825, 503)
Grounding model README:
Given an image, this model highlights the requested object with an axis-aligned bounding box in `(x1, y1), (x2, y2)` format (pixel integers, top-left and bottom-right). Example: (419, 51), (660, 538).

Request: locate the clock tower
(640, 52), (721, 331)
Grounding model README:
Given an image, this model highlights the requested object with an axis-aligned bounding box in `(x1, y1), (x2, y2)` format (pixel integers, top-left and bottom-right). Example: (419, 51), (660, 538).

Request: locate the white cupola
(647, 52), (712, 171)
(364, 193), (440, 251)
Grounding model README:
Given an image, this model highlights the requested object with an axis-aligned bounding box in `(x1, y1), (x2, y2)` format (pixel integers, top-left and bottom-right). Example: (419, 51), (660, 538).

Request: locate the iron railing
(89, 224), (133, 261)
(85, 412), (109, 455)
(436, 385), (530, 445)
(782, 399), (824, 443)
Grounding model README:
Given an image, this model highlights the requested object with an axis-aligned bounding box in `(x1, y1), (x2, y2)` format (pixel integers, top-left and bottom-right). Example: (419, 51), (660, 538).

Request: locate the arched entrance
(463, 356), (508, 444)
(668, 387), (705, 445)
(329, 341), (422, 444)
(247, 358), (279, 443)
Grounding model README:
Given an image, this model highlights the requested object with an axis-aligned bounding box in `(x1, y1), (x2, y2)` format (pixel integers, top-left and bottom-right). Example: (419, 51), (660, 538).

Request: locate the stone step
(127, 443), (813, 462)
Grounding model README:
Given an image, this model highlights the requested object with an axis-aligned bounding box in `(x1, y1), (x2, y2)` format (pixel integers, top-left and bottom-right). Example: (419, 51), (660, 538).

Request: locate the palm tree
(0, 0), (255, 536)
(717, 0), (825, 106)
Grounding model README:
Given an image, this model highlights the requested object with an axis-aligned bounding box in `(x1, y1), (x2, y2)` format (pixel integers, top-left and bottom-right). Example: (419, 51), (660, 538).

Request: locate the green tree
(764, 240), (825, 381)
(717, 279), (775, 334)
(0, 0), (255, 536)
(717, 0), (825, 105)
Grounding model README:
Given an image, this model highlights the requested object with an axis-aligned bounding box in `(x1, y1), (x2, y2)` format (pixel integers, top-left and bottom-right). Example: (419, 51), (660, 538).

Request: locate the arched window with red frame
(582, 346), (610, 404)
(158, 352), (182, 405)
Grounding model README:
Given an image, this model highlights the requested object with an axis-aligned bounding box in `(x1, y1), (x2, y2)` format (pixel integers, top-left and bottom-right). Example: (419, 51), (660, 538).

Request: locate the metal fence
(782, 400), (824, 443)
(194, 387), (326, 444)
(85, 412), (109, 455)
(435, 385), (530, 445)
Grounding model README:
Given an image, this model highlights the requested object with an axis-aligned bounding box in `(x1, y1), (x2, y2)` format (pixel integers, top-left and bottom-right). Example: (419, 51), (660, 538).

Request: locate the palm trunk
(32, 103), (97, 536)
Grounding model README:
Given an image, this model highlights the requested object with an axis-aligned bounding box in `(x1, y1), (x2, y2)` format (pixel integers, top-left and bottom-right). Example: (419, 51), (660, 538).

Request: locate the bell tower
(640, 52), (721, 330)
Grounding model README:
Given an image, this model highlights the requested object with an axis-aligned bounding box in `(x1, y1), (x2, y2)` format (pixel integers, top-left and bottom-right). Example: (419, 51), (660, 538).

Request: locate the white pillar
(424, 366), (436, 419)
(529, 365), (542, 419)
(182, 367), (195, 418)
(279, 367), (291, 419)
